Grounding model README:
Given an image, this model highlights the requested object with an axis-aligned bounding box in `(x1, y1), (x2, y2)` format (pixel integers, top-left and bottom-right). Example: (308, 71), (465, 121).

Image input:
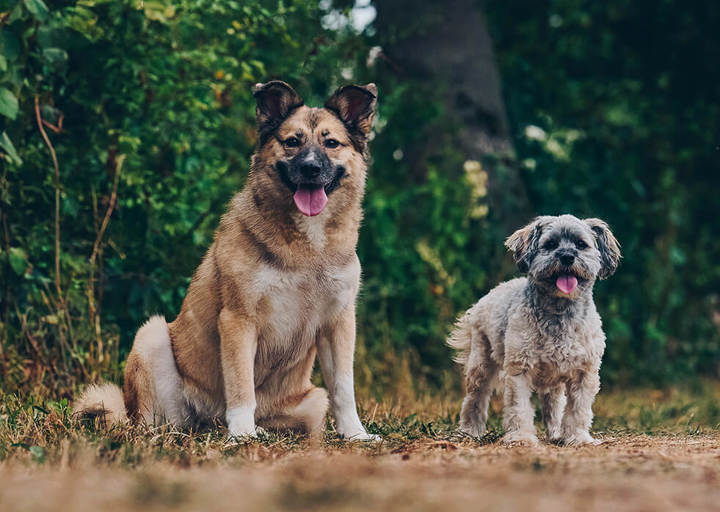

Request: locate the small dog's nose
(558, 252), (575, 266)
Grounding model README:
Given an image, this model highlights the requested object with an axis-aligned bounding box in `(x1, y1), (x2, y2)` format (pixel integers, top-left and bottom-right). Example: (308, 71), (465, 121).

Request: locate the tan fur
(72, 383), (127, 426)
(74, 82), (378, 440)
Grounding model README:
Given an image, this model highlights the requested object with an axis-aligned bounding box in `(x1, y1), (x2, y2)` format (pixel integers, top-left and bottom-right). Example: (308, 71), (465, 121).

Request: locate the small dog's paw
(502, 431), (539, 446)
(459, 422), (486, 439)
(562, 432), (601, 446)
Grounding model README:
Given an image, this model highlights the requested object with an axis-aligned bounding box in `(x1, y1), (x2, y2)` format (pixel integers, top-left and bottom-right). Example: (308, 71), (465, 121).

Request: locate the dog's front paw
(502, 431), (539, 446)
(352, 432), (382, 442)
(459, 421), (486, 439)
(227, 424), (259, 440)
(561, 432), (601, 446)
(340, 430), (381, 442)
(226, 406), (257, 440)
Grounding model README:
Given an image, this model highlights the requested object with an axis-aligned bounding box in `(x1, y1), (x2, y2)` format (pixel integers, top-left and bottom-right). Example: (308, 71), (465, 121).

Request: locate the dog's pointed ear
(505, 217), (551, 273)
(325, 83), (377, 136)
(253, 81), (304, 129)
(584, 218), (621, 279)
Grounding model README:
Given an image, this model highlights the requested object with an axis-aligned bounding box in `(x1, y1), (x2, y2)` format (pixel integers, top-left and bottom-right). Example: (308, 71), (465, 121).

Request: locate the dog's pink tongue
(293, 185), (328, 216)
(556, 275), (578, 294)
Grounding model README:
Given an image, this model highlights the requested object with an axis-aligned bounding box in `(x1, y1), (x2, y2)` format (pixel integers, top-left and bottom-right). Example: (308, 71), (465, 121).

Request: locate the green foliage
(486, 0), (720, 384)
(1, 0), (719, 396)
(0, 0), (358, 392)
(354, 0), (720, 389)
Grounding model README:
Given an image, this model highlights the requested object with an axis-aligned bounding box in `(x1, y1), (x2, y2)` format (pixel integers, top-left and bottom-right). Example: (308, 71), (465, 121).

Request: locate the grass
(1, 382), (719, 511)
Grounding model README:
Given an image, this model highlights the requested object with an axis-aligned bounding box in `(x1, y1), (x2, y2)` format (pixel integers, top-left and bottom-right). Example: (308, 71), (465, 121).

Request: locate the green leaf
(23, 0), (49, 21)
(0, 132), (23, 166)
(42, 48), (68, 64)
(0, 55), (6, 72)
(143, 1), (175, 22)
(0, 31), (20, 61)
(36, 26), (55, 49)
(8, 247), (28, 275)
(0, 88), (18, 120)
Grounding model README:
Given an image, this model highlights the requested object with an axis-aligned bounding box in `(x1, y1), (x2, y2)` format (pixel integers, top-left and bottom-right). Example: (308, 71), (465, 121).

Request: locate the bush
(1, 0), (719, 396)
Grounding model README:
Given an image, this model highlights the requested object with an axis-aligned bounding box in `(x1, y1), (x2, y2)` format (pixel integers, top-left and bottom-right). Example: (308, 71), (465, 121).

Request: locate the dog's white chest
(252, 257), (360, 355)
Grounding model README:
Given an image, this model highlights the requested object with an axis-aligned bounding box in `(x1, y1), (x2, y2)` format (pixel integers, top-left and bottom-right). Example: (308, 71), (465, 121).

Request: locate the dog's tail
(446, 306), (476, 366)
(72, 382), (127, 426)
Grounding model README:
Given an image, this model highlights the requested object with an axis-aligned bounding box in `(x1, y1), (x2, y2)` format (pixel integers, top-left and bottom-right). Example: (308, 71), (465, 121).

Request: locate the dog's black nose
(298, 149), (324, 178)
(300, 160), (322, 178)
(558, 251), (575, 266)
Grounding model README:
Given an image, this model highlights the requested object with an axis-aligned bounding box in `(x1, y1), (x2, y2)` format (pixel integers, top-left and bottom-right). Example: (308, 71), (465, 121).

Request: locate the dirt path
(1, 433), (718, 511)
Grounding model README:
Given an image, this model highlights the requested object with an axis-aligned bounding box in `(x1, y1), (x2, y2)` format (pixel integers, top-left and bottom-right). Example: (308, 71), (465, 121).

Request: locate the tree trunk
(374, 0), (531, 228)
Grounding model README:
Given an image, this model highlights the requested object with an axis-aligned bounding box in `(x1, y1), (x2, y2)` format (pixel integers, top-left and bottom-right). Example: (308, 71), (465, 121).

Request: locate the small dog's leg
(219, 309), (258, 439)
(459, 390), (491, 438)
(459, 356), (498, 438)
(541, 385), (566, 442)
(560, 370), (601, 446)
(502, 373), (538, 445)
(318, 307), (379, 441)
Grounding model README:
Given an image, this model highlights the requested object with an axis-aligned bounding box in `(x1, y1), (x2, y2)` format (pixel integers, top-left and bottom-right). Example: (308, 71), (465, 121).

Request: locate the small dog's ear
(584, 218), (621, 278)
(505, 217), (549, 273)
(253, 81), (304, 129)
(325, 84), (377, 136)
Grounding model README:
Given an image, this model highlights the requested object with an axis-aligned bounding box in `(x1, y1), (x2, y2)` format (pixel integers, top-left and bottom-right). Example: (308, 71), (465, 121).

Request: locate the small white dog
(448, 215), (620, 445)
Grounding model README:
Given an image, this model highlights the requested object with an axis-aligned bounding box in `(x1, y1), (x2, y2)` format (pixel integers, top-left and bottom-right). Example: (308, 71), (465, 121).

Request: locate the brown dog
(74, 81), (379, 440)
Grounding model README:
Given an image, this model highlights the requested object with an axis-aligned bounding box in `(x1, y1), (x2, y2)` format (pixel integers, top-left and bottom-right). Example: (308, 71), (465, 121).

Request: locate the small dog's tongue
(293, 185), (328, 216)
(556, 275), (578, 294)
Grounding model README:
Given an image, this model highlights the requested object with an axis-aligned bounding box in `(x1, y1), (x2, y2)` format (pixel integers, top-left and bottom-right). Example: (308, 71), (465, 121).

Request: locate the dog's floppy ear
(325, 84), (377, 137)
(253, 81), (303, 131)
(584, 218), (621, 279)
(505, 217), (551, 273)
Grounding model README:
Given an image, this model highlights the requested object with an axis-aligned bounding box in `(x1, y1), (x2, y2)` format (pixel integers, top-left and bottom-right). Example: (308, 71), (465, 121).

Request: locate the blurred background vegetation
(1, 0), (719, 398)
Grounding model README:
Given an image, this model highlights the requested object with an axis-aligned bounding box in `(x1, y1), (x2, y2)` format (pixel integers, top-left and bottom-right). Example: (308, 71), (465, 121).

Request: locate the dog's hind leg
(541, 384), (566, 442)
(288, 387), (330, 435)
(259, 387), (329, 437)
(125, 316), (187, 426)
(256, 348), (329, 437)
(459, 332), (498, 438)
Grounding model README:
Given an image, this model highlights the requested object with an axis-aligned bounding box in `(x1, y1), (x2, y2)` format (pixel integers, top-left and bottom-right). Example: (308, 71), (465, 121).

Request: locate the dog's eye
(284, 137), (301, 148)
(324, 138), (340, 149)
(576, 240), (588, 250)
(543, 240), (558, 251)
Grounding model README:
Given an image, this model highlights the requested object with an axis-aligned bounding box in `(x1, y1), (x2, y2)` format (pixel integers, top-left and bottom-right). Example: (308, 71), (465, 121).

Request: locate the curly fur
(449, 214), (620, 445)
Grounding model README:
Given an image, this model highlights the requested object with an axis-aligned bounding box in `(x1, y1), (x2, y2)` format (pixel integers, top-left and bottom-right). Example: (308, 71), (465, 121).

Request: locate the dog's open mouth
(293, 184), (328, 217)
(555, 274), (579, 294)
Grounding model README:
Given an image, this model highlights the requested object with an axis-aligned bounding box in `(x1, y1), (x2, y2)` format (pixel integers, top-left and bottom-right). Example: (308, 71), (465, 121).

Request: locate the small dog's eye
(324, 138), (340, 149)
(284, 137), (301, 148)
(543, 240), (558, 251)
(576, 240), (588, 250)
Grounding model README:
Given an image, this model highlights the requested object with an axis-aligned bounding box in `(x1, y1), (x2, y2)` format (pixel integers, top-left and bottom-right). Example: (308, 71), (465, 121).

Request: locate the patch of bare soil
(1, 434), (718, 512)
